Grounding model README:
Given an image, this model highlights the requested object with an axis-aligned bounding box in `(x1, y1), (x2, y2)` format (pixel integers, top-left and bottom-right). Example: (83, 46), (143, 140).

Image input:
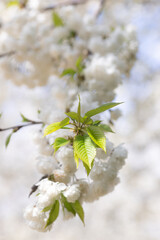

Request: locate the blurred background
(0, 0), (160, 239)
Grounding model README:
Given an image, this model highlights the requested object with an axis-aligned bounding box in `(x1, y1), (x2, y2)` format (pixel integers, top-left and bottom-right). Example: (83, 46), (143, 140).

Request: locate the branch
(0, 121), (43, 132)
(0, 51), (16, 58)
(42, 0), (87, 11)
(95, 0), (106, 18)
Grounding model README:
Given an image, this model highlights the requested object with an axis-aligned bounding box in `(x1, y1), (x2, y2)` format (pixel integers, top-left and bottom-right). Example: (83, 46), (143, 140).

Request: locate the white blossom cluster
(0, 0), (137, 88)
(0, 0), (136, 232)
(24, 137), (127, 231)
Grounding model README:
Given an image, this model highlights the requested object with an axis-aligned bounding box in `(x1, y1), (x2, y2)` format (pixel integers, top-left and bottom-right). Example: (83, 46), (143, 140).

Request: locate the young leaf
(65, 111), (84, 123)
(44, 123), (62, 136)
(99, 124), (114, 133)
(5, 133), (13, 148)
(85, 102), (122, 118)
(44, 117), (70, 136)
(0, 113), (2, 118)
(42, 205), (53, 212)
(87, 126), (106, 152)
(61, 69), (76, 78)
(53, 137), (70, 153)
(71, 200), (84, 224)
(7, 0), (19, 7)
(45, 200), (59, 228)
(76, 57), (84, 73)
(74, 135), (96, 169)
(93, 120), (102, 126)
(74, 150), (79, 168)
(82, 160), (94, 176)
(61, 126), (71, 129)
(81, 116), (93, 125)
(52, 12), (64, 27)
(65, 112), (79, 122)
(77, 95), (81, 124)
(61, 194), (76, 216)
(20, 113), (30, 122)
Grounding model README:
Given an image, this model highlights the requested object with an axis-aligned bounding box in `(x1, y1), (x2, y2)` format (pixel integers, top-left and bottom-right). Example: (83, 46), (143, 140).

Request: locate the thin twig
(42, 0), (87, 11)
(0, 51), (16, 58)
(0, 121), (43, 132)
(96, 0), (106, 18)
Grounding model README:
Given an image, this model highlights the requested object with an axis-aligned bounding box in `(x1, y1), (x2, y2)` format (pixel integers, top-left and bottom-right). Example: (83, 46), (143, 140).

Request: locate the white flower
(112, 144), (128, 161)
(84, 54), (120, 84)
(56, 146), (76, 174)
(52, 27), (69, 43)
(96, 138), (114, 159)
(36, 179), (67, 208)
(37, 194), (52, 209)
(36, 155), (56, 175)
(109, 144), (128, 171)
(53, 169), (71, 184)
(63, 184), (81, 203)
(84, 176), (120, 203)
(90, 158), (108, 181)
(33, 132), (53, 156)
(24, 204), (50, 232)
(125, 24), (136, 40)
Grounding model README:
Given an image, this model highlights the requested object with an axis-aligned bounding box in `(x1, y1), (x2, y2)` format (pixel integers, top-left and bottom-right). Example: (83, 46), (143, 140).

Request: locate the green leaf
(93, 120), (102, 126)
(99, 124), (114, 133)
(77, 95), (81, 124)
(61, 69), (76, 78)
(53, 137), (70, 153)
(5, 133), (13, 148)
(61, 194), (76, 216)
(0, 113), (2, 118)
(44, 117), (70, 136)
(61, 126), (71, 129)
(65, 111), (86, 123)
(82, 160), (94, 176)
(7, 0), (19, 7)
(87, 126), (106, 152)
(42, 205), (53, 212)
(65, 112), (79, 122)
(52, 12), (64, 27)
(85, 102), (123, 118)
(76, 57), (84, 73)
(20, 113), (30, 122)
(74, 135), (96, 169)
(74, 150), (79, 168)
(81, 116), (93, 125)
(71, 200), (84, 224)
(45, 200), (59, 228)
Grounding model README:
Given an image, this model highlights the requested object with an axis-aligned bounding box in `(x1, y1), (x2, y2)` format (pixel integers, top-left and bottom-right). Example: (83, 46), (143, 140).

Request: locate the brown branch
(42, 0), (87, 11)
(0, 121), (43, 132)
(0, 51), (16, 58)
(95, 0), (106, 18)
